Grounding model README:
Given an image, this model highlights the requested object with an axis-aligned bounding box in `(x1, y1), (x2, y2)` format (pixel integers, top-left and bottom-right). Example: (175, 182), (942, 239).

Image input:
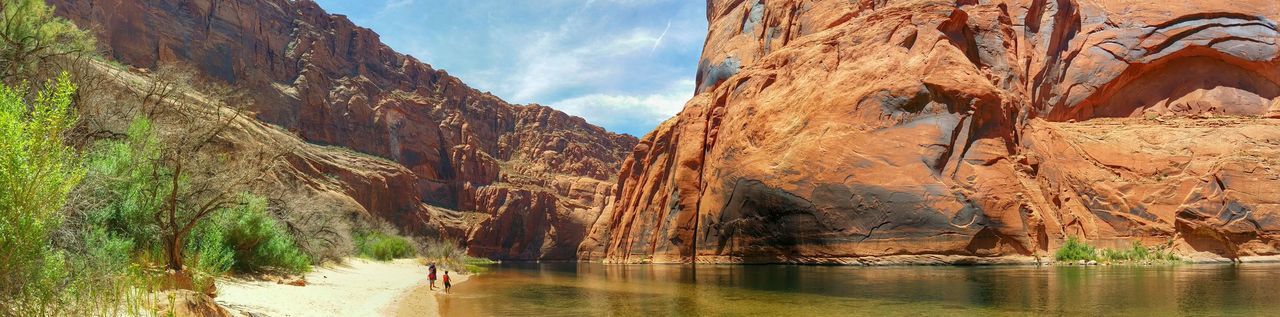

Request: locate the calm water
(437, 262), (1280, 316)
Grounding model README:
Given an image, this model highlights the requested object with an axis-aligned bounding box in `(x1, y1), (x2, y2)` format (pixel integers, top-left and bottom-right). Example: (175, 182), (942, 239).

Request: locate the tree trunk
(165, 234), (184, 272)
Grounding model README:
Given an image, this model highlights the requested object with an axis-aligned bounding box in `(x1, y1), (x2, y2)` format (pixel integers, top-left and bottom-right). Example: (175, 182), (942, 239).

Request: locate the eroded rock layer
(581, 0), (1280, 263)
(50, 0), (638, 260)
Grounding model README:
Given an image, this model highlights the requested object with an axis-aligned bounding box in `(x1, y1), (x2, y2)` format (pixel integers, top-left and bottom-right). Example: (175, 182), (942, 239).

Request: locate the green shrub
(216, 195), (310, 273)
(1054, 236), (1097, 262)
(356, 232), (416, 261)
(78, 118), (168, 256)
(1056, 238), (1181, 264)
(190, 194), (311, 274)
(1101, 241), (1180, 263)
(0, 73), (84, 311)
(188, 224), (235, 276)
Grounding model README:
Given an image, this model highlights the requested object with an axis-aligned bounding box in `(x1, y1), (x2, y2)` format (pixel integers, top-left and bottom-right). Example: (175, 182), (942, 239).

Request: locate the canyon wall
(581, 0), (1280, 263)
(49, 0), (638, 260)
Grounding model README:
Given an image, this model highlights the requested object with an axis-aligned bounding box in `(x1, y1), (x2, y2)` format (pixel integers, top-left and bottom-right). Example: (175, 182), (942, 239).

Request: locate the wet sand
(392, 272), (471, 317)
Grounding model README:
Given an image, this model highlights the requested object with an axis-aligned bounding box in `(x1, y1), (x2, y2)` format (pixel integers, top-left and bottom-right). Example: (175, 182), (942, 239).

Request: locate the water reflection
(438, 263), (1280, 316)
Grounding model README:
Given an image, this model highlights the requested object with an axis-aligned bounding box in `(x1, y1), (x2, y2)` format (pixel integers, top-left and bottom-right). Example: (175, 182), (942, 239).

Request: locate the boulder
(148, 290), (233, 317)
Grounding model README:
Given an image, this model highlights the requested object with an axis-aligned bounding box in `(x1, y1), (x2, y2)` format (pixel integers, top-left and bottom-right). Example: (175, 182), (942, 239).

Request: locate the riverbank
(392, 272), (471, 316)
(594, 254), (1280, 266)
(215, 258), (468, 316)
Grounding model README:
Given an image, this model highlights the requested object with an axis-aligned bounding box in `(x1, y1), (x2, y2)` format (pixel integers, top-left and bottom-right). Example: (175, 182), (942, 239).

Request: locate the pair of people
(426, 262), (452, 293)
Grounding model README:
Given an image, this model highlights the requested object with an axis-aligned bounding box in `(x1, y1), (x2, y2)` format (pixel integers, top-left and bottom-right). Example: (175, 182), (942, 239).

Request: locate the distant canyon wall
(580, 0), (1280, 263)
(50, 0), (638, 260)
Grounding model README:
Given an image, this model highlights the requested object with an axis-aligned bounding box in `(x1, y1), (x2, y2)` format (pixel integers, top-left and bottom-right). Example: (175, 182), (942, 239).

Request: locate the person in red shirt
(443, 271), (452, 294)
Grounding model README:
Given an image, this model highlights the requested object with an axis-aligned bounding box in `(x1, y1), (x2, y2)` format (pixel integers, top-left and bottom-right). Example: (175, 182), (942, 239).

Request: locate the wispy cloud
(552, 79), (694, 136)
(652, 20), (671, 52)
(384, 0), (413, 10)
(314, 0), (707, 135)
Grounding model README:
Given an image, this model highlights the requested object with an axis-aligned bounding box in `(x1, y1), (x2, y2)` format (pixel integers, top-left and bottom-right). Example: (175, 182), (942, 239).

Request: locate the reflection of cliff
(50, 0), (637, 260)
(583, 0), (1280, 263)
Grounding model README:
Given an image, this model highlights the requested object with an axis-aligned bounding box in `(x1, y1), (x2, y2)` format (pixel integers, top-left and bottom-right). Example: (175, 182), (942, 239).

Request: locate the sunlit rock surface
(581, 0), (1280, 263)
(50, 0), (638, 260)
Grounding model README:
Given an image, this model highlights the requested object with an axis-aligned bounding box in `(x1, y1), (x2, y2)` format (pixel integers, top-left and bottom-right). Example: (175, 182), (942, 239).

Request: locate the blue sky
(313, 0), (708, 136)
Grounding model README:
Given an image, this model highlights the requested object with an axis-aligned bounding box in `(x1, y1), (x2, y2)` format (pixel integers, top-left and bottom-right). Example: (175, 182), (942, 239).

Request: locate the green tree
(0, 73), (83, 309)
(93, 64), (285, 274)
(0, 0), (95, 84)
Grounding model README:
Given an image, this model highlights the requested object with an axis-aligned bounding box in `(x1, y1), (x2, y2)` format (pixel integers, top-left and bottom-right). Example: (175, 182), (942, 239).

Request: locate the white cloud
(384, 0), (414, 10)
(551, 79), (693, 135)
(335, 0), (710, 135)
(507, 27), (662, 102)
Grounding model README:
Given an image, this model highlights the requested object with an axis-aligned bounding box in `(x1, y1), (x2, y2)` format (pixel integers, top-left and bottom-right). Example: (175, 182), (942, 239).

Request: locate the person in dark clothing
(428, 262), (437, 290)
(443, 271), (452, 294)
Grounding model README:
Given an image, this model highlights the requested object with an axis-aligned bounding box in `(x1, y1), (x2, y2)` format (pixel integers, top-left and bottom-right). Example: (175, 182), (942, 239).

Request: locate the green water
(437, 262), (1280, 316)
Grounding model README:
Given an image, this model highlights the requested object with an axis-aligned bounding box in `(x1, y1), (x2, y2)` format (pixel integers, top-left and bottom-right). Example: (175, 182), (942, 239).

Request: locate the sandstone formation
(148, 290), (233, 317)
(581, 0), (1280, 263)
(50, 0), (637, 260)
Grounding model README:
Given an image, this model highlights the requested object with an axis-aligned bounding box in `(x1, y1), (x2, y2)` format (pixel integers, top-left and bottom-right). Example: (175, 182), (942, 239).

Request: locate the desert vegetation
(355, 231), (418, 261)
(0, 1), (314, 314)
(1054, 236), (1180, 264)
(0, 2), (496, 314)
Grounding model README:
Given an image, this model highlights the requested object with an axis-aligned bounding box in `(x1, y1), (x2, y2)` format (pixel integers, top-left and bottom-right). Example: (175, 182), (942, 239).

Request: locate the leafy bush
(1054, 236), (1097, 262)
(356, 232), (416, 261)
(1056, 237), (1181, 264)
(1, 79), (161, 316)
(188, 224), (235, 276)
(75, 118), (167, 256)
(0, 0), (96, 84)
(190, 195), (311, 274)
(0, 74), (84, 312)
(215, 195), (311, 273)
(1101, 241), (1180, 263)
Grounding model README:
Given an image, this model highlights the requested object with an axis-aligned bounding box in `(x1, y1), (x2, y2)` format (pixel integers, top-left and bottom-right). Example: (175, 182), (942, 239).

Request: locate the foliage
(356, 231), (416, 261)
(191, 194), (311, 274)
(141, 64), (279, 273)
(1100, 241), (1180, 263)
(1054, 236), (1098, 262)
(188, 222), (236, 276)
(1055, 237), (1181, 264)
(0, 74), (84, 311)
(0, 0), (96, 84)
(72, 118), (168, 256)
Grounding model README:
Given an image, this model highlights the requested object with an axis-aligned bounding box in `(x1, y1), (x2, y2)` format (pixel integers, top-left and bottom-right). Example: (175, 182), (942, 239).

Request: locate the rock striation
(581, 0), (1280, 263)
(49, 0), (637, 260)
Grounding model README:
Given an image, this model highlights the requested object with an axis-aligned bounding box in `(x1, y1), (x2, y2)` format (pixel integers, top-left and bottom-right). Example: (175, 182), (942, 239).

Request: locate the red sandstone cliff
(581, 0), (1280, 263)
(48, 0), (638, 260)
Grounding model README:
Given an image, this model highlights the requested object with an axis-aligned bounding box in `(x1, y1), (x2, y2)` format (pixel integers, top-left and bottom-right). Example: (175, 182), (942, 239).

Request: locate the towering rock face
(581, 0), (1280, 263)
(49, 0), (637, 260)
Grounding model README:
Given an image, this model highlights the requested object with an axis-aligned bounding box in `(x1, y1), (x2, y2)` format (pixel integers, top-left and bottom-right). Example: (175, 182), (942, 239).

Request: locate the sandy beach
(215, 258), (467, 316)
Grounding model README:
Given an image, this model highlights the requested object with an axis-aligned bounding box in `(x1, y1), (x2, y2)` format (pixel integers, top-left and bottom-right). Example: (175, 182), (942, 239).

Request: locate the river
(437, 262), (1280, 316)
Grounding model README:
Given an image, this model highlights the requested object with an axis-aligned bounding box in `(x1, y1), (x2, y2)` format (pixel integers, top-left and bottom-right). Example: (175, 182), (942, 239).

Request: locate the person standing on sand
(428, 262), (438, 290)
(443, 271), (451, 294)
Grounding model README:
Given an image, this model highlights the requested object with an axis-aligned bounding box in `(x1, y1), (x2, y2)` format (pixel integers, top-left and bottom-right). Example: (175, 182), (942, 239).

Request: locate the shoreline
(390, 272), (471, 317)
(582, 254), (1280, 266)
(215, 258), (468, 317)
